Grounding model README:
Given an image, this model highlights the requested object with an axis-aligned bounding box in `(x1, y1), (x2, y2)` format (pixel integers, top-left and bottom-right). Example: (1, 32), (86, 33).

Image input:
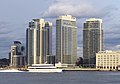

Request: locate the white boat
(0, 69), (24, 72)
(28, 64), (62, 73)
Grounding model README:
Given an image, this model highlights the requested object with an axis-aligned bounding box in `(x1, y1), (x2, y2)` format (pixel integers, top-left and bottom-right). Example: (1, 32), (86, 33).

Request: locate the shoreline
(1, 67), (120, 72)
(62, 68), (120, 72)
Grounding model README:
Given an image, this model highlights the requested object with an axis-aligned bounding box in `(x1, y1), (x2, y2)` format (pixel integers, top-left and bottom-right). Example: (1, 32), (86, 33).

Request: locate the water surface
(0, 71), (120, 84)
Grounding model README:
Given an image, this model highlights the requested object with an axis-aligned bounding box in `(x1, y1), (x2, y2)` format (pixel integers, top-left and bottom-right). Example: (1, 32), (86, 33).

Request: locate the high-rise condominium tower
(26, 19), (52, 65)
(10, 41), (25, 67)
(83, 18), (103, 66)
(56, 15), (77, 64)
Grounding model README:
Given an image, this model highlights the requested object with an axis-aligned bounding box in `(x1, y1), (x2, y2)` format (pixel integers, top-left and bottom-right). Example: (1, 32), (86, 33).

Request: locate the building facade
(96, 51), (120, 70)
(9, 41), (25, 67)
(26, 19), (52, 65)
(83, 18), (103, 67)
(46, 55), (55, 65)
(56, 15), (77, 64)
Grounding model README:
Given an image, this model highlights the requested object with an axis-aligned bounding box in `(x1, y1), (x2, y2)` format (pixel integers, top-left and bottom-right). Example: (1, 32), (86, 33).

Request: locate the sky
(0, 0), (120, 58)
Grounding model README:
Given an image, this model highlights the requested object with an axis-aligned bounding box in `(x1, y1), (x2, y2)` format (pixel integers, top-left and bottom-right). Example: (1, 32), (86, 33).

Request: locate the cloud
(104, 44), (120, 51)
(0, 28), (13, 35)
(102, 5), (119, 18)
(103, 14), (120, 49)
(41, 0), (102, 18)
(41, 0), (118, 19)
(115, 45), (120, 50)
(0, 21), (18, 36)
(0, 21), (26, 58)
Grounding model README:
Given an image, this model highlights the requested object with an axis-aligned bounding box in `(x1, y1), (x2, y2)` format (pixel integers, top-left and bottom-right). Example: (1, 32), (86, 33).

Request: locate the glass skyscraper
(83, 18), (103, 67)
(56, 15), (77, 64)
(26, 19), (52, 65)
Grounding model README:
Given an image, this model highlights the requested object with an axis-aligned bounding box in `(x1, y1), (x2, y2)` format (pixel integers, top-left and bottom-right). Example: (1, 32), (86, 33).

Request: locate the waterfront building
(46, 55), (55, 65)
(26, 19), (52, 65)
(83, 18), (103, 67)
(9, 41), (25, 67)
(96, 51), (120, 70)
(56, 15), (77, 64)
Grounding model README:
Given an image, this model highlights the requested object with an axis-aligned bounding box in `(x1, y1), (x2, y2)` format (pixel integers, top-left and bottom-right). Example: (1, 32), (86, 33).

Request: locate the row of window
(97, 60), (118, 61)
(97, 66), (116, 69)
(97, 55), (119, 57)
(98, 63), (115, 65)
(97, 57), (118, 59)
(97, 62), (118, 63)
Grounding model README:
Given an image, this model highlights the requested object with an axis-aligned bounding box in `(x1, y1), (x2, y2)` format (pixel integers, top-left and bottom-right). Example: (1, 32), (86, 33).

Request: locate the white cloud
(41, 0), (103, 18)
(115, 45), (120, 49)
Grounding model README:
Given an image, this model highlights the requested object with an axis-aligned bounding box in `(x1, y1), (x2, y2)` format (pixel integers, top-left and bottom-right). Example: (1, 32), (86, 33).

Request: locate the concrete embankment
(63, 68), (98, 71)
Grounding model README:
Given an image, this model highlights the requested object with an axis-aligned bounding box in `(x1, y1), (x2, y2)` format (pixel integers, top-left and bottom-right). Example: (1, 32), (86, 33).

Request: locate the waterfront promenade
(63, 67), (97, 71)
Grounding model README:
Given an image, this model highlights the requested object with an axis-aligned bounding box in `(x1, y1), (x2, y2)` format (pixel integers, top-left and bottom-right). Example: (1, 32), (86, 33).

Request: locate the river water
(0, 71), (120, 84)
